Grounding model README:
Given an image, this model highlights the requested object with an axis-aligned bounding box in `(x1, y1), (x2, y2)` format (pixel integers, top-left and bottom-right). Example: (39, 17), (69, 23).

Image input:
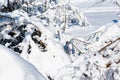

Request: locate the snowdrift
(0, 44), (46, 80)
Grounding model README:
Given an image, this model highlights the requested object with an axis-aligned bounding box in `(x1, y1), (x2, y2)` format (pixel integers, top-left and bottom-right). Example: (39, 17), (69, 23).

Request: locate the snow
(87, 23), (120, 52)
(27, 37), (71, 78)
(0, 44), (46, 80)
(71, 0), (119, 26)
(85, 11), (118, 26)
(0, 0), (120, 80)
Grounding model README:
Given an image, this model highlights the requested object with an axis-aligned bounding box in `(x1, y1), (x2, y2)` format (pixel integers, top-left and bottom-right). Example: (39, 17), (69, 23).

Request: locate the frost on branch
(0, 14), (47, 54)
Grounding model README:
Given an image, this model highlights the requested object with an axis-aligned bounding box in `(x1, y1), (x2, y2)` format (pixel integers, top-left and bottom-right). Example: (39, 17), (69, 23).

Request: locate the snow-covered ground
(0, 0), (120, 80)
(71, 0), (119, 26)
(0, 44), (46, 80)
(63, 0), (119, 40)
(85, 11), (118, 26)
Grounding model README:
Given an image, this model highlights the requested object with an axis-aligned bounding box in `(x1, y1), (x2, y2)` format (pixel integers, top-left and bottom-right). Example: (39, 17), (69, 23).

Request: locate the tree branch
(98, 37), (120, 53)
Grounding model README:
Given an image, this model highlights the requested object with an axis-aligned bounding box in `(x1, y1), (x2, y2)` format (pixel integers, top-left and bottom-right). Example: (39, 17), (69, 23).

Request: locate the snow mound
(0, 44), (46, 80)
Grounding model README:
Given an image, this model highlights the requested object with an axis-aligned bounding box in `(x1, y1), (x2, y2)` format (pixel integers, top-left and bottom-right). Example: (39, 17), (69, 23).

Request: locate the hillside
(0, 0), (120, 80)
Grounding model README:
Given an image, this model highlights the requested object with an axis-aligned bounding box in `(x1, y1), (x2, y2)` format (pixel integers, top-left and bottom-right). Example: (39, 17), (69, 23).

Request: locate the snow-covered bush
(56, 22), (120, 80)
(0, 0), (21, 12)
(3, 0), (120, 80)
(0, 6), (71, 79)
(42, 4), (89, 28)
(0, 14), (47, 54)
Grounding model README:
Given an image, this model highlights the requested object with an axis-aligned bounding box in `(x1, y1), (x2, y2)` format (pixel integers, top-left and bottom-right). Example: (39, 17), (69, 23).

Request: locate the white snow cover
(0, 0), (120, 80)
(86, 23), (120, 52)
(24, 34), (71, 78)
(0, 44), (46, 80)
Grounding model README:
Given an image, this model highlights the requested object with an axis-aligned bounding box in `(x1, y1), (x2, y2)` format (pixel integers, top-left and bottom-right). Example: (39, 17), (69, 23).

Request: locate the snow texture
(0, 0), (120, 80)
(0, 44), (46, 80)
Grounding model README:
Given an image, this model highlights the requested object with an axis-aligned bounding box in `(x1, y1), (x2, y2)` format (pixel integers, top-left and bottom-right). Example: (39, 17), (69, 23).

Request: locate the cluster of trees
(0, 0), (60, 13)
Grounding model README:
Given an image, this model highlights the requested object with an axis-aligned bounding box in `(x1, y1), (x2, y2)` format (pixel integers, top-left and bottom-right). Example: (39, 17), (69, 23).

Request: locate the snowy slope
(0, 0), (120, 80)
(0, 44), (46, 80)
(25, 35), (71, 78)
(0, 5), (72, 79)
(71, 0), (119, 26)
